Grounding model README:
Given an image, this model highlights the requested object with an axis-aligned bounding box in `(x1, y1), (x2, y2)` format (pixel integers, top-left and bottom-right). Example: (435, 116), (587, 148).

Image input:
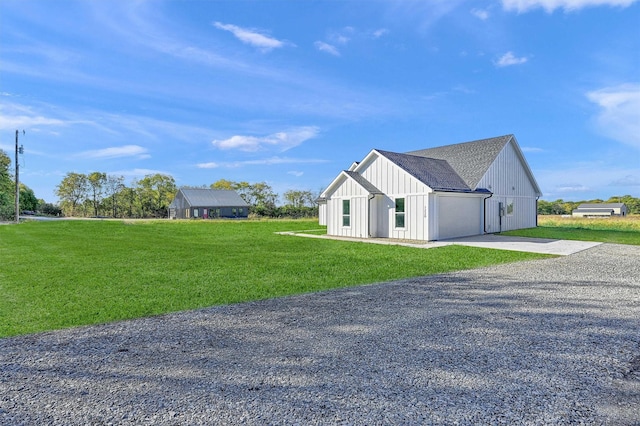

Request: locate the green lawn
(502, 216), (640, 245)
(1, 219), (550, 337)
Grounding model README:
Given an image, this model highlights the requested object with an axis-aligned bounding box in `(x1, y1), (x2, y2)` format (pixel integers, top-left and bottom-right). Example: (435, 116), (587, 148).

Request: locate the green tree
(118, 186), (137, 218)
(37, 200), (62, 216)
(283, 190), (314, 208)
(133, 174), (177, 218)
(19, 184), (38, 212)
(210, 179), (236, 190)
(249, 182), (277, 209)
(0, 149), (14, 220)
(104, 175), (125, 217)
(87, 172), (107, 217)
(55, 172), (88, 216)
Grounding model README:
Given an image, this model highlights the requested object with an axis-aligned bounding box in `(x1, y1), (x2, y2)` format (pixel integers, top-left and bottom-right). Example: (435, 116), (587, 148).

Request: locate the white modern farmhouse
(318, 134), (542, 241)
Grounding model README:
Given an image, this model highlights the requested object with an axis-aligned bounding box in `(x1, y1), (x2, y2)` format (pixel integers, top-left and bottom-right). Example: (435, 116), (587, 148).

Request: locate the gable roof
(573, 208), (614, 213)
(407, 135), (512, 190)
(577, 203), (626, 209)
(375, 150), (477, 193)
(321, 170), (383, 198)
(343, 171), (383, 194)
(176, 189), (249, 207)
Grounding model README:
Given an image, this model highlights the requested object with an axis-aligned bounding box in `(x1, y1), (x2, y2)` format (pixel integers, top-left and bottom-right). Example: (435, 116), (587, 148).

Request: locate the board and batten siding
(326, 176), (369, 238)
(390, 194), (430, 241)
(359, 153), (431, 196)
(359, 153), (433, 240)
(478, 140), (539, 233)
(318, 202), (327, 226)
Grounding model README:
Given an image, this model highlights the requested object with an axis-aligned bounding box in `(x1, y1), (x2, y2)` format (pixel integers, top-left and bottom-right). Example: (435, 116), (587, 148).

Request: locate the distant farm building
(318, 134), (541, 241)
(572, 203), (628, 218)
(169, 189), (249, 219)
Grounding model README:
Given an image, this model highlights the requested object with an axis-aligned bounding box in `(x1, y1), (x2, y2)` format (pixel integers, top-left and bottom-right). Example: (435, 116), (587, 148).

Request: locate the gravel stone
(1, 243), (639, 425)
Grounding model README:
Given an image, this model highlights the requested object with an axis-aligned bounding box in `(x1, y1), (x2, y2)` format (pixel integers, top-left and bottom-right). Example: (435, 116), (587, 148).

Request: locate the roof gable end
(407, 135), (512, 189)
(375, 149), (473, 192)
(322, 170), (382, 197)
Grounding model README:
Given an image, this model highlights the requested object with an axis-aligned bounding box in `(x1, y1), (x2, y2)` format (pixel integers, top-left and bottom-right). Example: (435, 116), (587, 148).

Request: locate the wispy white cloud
(0, 101), (67, 130)
(495, 51), (529, 67)
(372, 28), (390, 38)
(315, 26), (388, 57)
(314, 41), (340, 56)
(537, 162), (640, 200)
(110, 168), (172, 179)
(212, 127), (320, 152)
(328, 27), (354, 45)
(587, 83), (640, 149)
(555, 184), (591, 193)
(288, 171), (304, 177)
(471, 8), (490, 19)
(213, 22), (288, 51)
(521, 146), (544, 152)
(501, 0), (638, 13)
(609, 175), (640, 186)
(384, 0), (468, 30)
(0, 114), (66, 130)
(452, 85), (476, 94)
(77, 145), (150, 160)
(197, 156), (328, 169)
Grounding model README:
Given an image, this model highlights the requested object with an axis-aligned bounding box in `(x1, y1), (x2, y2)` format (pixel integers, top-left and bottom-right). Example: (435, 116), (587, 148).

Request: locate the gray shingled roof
(343, 171), (383, 194)
(407, 135), (512, 189)
(573, 208), (614, 213)
(376, 150), (479, 193)
(577, 203), (626, 209)
(179, 189), (249, 207)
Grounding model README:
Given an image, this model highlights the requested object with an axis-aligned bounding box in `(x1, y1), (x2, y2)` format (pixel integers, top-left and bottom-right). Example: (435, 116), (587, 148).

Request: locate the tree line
(53, 174), (318, 219)
(0, 151), (320, 219)
(3, 148), (637, 220)
(538, 195), (640, 215)
(54, 172), (177, 218)
(0, 149), (48, 220)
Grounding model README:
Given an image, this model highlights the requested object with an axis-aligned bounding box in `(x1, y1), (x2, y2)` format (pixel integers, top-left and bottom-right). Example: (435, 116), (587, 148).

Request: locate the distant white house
(318, 134), (542, 241)
(572, 203), (628, 218)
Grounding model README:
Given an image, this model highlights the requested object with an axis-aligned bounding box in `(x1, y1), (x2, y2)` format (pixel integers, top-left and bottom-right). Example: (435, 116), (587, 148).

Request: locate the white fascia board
(322, 149), (380, 197)
(320, 171), (350, 198)
(508, 135), (543, 197)
(434, 190), (491, 198)
(353, 149), (381, 173)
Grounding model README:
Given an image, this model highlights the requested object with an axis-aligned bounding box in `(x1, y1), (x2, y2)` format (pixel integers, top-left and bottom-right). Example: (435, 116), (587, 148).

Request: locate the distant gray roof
(407, 135), (512, 189)
(343, 171), (383, 194)
(177, 189), (249, 207)
(577, 203), (626, 209)
(376, 150), (482, 193)
(573, 208), (613, 213)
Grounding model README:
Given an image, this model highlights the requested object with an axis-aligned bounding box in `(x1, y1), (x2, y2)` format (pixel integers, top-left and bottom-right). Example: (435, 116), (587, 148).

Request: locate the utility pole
(15, 130), (24, 223)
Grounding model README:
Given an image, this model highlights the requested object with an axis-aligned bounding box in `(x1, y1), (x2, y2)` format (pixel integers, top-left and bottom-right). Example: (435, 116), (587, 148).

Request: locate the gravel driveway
(1, 243), (639, 425)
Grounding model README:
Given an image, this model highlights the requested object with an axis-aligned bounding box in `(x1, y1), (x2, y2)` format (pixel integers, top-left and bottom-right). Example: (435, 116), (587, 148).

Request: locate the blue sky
(1, 0), (638, 204)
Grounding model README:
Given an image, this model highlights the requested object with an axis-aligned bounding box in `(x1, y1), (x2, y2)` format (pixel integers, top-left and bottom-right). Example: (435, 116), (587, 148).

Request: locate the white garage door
(437, 196), (482, 240)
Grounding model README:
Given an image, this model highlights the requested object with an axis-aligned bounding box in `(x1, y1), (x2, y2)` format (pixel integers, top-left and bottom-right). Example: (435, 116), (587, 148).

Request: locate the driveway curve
(1, 243), (639, 425)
